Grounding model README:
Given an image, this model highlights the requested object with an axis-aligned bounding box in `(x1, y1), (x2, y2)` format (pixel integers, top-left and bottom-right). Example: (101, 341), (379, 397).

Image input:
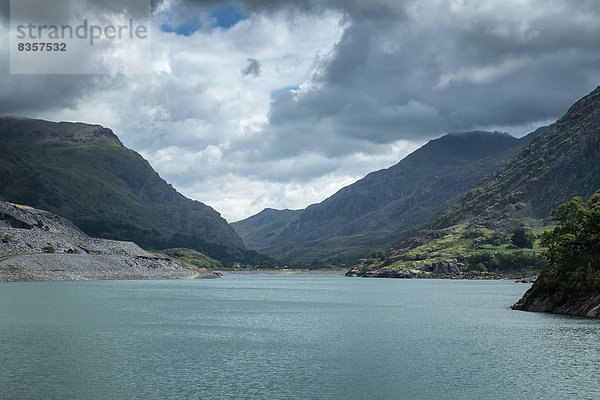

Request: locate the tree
(541, 191), (600, 266)
(512, 226), (535, 248)
(372, 249), (386, 261)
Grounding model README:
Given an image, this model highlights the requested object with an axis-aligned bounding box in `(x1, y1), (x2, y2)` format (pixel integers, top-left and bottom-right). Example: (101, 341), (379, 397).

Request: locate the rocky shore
(511, 287), (600, 317)
(0, 201), (219, 282)
(346, 261), (538, 281)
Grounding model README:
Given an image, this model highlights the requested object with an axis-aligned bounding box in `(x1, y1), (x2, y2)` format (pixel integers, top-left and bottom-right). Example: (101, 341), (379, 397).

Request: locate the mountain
(232, 208), (303, 251)
(0, 200), (219, 281)
(233, 129), (544, 266)
(349, 86), (600, 279)
(432, 86), (600, 230)
(0, 117), (271, 266)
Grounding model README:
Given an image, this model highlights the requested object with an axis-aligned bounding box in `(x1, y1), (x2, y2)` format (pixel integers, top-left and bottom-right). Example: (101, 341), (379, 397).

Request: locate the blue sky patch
(209, 3), (246, 29)
(159, 2), (246, 36)
(271, 86), (301, 99)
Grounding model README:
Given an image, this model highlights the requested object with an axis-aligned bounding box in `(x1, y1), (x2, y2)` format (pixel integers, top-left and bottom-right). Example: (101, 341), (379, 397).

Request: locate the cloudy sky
(2, 0), (600, 221)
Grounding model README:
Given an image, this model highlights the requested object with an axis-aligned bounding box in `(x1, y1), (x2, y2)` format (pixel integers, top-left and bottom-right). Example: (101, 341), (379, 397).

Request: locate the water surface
(1, 275), (599, 399)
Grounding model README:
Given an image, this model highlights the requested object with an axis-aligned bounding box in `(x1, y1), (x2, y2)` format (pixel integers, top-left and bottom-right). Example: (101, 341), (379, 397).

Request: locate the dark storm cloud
(178, 0), (405, 19)
(228, 0), (600, 162)
(1, 0), (154, 23)
(241, 58), (260, 77)
(0, 75), (112, 115)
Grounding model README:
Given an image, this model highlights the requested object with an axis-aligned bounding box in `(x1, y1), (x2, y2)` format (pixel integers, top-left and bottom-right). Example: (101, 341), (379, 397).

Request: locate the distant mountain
(232, 208), (302, 251)
(0, 117), (272, 266)
(350, 86), (600, 279)
(233, 129), (544, 266)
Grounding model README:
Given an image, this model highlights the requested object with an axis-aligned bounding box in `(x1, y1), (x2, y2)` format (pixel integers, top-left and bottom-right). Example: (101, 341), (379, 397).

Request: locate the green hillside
(0, 117), (274, 266)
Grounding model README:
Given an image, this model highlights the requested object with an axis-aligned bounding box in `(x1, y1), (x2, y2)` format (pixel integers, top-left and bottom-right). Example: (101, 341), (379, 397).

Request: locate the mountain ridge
(433, 86), (600, 230)
(233, 129), (544, 265)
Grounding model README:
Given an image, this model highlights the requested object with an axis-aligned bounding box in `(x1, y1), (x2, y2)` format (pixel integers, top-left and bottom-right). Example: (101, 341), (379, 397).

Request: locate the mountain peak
(0, 117), (122, 145)
(405, 130), (518, 164)
(445, 130), (512, 138)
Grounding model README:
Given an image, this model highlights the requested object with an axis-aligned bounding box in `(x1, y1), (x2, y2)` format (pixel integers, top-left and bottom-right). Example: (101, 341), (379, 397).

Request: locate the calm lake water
(1, 275), (599, 399)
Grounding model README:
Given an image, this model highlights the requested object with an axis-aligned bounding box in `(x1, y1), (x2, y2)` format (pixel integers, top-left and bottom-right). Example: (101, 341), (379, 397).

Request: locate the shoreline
(215, 269), (347, 275)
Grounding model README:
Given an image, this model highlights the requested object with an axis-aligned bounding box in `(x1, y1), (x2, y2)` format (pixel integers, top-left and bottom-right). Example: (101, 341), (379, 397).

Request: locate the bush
(466, 250), (543, 272)
(371, 249), (386, 261)
(473, 263), (488, 272)
(43, 245), (55, 253)
(3, 234), (11, 241)
(486, 232), (505, 246)
(512, 227), (535, 248)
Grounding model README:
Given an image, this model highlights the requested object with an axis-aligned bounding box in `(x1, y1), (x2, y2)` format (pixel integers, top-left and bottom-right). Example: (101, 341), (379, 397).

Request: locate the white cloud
(3, 0), (600, 222)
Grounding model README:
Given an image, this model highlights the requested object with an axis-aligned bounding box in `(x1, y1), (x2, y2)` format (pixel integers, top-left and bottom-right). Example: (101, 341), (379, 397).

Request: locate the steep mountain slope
(232, 208), (302, 251)
(0, 117), (268, 266)
(350, 86), (600, 278)
(234, 129), (544, 265)
(433, 86), (600, 230)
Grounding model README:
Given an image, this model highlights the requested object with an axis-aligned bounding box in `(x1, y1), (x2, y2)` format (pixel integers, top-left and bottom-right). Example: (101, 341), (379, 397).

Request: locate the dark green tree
(512, 190), (600, 314)
(372, 249), (386, 261)
(541, 192), (600, 266)
(512, 226), (535, 248)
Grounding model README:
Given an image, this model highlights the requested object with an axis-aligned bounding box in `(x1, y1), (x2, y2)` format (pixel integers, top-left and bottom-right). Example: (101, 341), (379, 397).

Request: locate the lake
(1, 275), (599, 399)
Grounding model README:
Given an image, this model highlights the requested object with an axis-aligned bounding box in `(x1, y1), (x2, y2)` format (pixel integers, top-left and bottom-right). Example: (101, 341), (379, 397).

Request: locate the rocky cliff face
(433, 87), (600, 230)
(0, 200), (219, 281)
(512, 286), (600, 318)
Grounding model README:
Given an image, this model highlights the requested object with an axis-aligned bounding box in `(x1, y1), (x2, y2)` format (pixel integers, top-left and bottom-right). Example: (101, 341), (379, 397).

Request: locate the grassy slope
(352, 224), (552, 275)
(161, 248), (223, 269)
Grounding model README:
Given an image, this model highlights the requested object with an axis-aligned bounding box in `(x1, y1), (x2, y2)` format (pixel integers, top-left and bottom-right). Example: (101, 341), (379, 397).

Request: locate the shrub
(473, 263), (488, 272)
(371, 249), (386, 261)
(486, 232), (505, 246)
(512, 227), (535, 248)
(43, 245), (55, 253)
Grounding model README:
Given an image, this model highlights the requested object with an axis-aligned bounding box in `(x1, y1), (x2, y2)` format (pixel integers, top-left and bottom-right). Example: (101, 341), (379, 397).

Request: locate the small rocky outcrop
(512, 287), (600, 318)
(0, 201), (219, 282)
